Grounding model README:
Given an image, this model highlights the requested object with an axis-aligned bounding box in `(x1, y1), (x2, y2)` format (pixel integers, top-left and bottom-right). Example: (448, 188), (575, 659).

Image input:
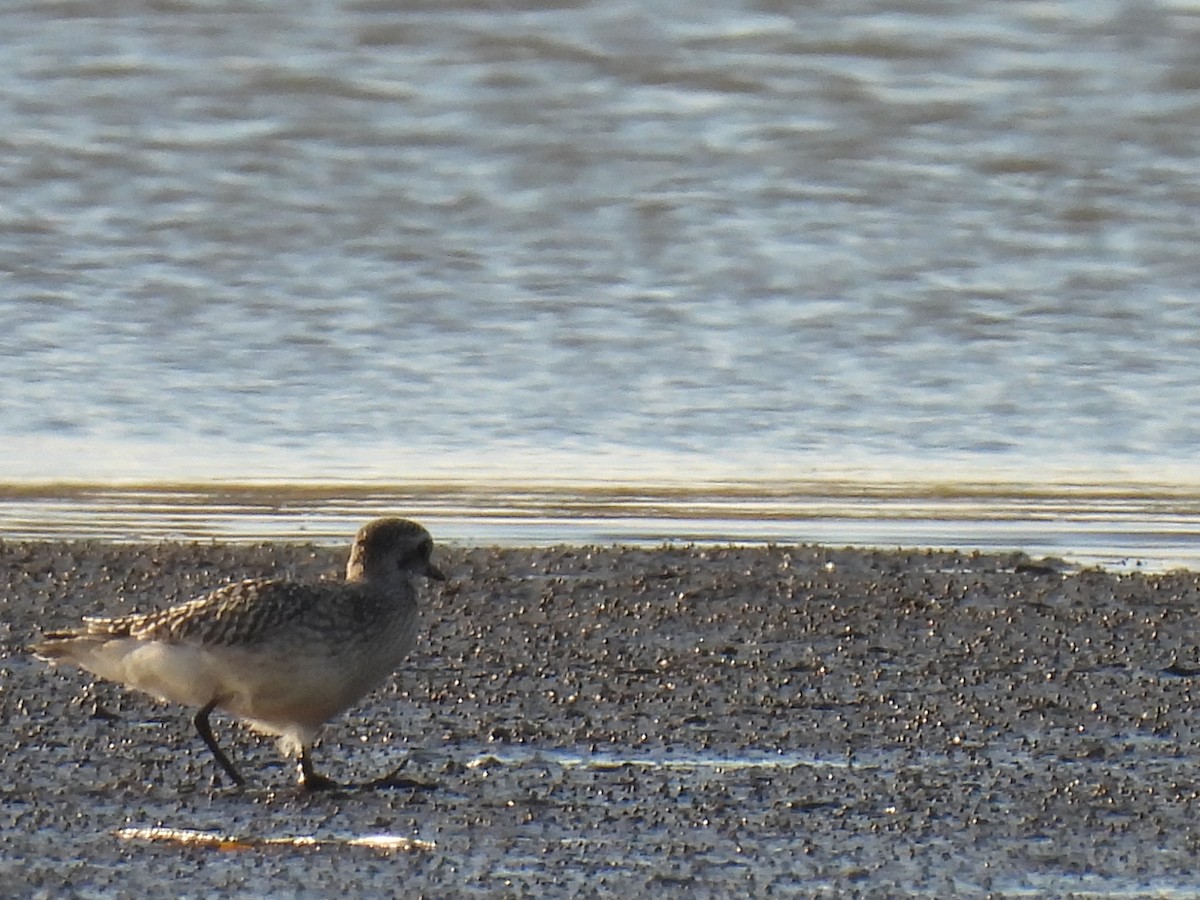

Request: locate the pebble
(4, 538), (1200, 895)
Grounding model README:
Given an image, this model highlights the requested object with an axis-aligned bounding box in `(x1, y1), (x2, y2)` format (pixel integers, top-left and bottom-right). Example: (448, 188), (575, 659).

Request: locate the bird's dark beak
(425, 562), (446, 582)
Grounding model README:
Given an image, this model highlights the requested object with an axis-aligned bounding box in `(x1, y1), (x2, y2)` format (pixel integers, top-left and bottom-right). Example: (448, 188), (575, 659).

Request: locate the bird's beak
(425, 562), (446, 582)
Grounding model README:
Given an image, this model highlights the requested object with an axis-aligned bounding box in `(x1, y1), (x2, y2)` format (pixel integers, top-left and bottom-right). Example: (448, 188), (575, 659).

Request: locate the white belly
(70, 633), (412, 751)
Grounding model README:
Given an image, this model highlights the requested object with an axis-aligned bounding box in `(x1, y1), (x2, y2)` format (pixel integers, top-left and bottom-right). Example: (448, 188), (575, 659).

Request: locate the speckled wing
(79, 579), (341, 648)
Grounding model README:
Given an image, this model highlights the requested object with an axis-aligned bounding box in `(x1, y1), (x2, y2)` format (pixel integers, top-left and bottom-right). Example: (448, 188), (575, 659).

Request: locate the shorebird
(31, 517), (445, 790)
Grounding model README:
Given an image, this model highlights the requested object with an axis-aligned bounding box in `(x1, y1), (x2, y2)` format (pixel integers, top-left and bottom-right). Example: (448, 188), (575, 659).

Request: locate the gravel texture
(4, 537), (1200, 897)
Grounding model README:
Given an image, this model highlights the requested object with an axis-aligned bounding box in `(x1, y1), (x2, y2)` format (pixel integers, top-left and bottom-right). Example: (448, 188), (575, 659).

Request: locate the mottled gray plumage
(32, 517), (445, 789)
(84, 579), (397, 648)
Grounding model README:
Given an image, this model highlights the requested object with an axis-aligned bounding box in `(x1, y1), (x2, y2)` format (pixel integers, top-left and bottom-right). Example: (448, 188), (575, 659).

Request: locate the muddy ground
(4, 536), (1200, 897)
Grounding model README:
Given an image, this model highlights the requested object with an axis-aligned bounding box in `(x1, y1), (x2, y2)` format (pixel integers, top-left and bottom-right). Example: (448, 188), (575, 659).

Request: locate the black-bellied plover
(31, 517), (445, 790)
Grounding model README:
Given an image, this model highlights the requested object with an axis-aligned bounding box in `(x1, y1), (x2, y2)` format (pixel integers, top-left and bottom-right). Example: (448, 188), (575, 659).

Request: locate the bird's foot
(90, 703), (121, 723)
(296, 750), (436, 791)
(298, 771), (341, 791)
(211, 771), (247, 790)
(297, 747), (342, 790)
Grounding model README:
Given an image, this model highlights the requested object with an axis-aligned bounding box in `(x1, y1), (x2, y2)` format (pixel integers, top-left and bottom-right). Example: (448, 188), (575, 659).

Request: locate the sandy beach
(4, 536), (1200, 897)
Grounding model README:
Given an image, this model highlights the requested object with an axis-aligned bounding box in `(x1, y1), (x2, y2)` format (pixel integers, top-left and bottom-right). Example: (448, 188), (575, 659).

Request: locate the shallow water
(3, 480), (1200, 571)
(2, 0), (1200, 495)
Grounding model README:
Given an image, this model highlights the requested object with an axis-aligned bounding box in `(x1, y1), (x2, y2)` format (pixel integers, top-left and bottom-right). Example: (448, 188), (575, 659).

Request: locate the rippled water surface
(3, 0), (1200, 552)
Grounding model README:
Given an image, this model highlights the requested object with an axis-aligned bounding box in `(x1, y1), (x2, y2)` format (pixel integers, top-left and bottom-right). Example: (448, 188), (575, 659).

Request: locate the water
(3, 479), (1200, 571)
(3, 0), (1199, 562)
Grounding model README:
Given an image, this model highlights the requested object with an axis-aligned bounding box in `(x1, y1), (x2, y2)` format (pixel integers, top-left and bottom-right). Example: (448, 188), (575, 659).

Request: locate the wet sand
(4, 537), (1200, 896)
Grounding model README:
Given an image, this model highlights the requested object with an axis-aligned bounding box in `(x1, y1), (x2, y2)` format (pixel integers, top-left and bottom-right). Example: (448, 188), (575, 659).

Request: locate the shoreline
(4, 537), (1200, 895)
(2, 482), (1200, 571)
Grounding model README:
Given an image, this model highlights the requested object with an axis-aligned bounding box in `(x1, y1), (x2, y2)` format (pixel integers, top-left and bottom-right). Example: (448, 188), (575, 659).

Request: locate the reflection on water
(115, 826), (434, 852)
(2, 479), (1199, 572)
(468, 746), (857, 771)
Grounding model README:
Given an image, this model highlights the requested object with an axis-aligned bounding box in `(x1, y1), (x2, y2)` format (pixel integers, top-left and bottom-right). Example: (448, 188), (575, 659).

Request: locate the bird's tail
(30, 631), (103, 664)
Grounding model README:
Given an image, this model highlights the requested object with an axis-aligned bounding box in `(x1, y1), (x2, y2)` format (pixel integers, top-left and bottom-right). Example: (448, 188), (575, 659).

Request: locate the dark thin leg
(297, 747), (338, 791)
(192, 700), (245, 787)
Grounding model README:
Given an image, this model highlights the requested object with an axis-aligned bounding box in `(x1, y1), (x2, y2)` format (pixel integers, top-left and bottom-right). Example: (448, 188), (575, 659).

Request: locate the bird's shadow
(198, 759), (440, 795)
(300, 767), (440, 794)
